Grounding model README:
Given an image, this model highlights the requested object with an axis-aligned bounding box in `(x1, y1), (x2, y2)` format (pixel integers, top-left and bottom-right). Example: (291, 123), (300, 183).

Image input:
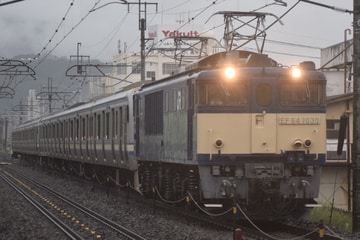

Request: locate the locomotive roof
(137, 50), (325, 93)
(136, 50), (278, 90)
(184, 50), (277, 71)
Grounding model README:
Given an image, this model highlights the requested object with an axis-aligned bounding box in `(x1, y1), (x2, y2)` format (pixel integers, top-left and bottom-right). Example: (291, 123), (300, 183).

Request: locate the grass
(308, 205), (352, 232)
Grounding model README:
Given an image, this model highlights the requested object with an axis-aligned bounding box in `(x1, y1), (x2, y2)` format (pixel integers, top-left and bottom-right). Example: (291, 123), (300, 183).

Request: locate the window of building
(117, 64), (127, 75)
(162, 63), (178, 75)
(132, 62), (141, 74)
(327, 120), (340, 139)
(326, 119), (346, 160)
(147, 71), (156, 80)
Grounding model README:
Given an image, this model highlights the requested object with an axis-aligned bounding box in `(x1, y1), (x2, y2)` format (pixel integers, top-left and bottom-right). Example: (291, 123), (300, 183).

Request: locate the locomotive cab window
(196, 79), (248, 106)
(280, 81), (325, 106)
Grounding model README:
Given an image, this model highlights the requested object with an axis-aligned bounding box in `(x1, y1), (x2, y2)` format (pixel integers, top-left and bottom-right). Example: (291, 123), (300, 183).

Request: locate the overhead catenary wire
(233, 0), (301, 51)
(0, 0), (24, 7)
(11, 0), (101, 90)
(33, 0), (76, 64)
(4, 0), (351, 111)
(299, 0), (353, 14)
(244, 47), (320, 60)
(47, 0), (289, 101)
(9, 0), (108, 109)
(145, 0), (321, 65)
(320, 41), (354, 70)
(5, 0), (77, 90)
(32, 0), (103, 69)
(84, 12), (130, 59)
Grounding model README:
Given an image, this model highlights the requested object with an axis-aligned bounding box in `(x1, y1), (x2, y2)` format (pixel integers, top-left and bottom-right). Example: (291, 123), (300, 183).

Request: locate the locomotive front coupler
(221, 179), (236, 197)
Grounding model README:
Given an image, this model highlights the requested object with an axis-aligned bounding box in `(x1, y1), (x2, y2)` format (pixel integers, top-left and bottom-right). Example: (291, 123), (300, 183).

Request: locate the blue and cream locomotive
(12, 50), (326, 218)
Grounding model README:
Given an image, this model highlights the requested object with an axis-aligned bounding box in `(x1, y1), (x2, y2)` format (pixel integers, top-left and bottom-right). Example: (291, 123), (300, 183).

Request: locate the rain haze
(0, 0), (354, 66)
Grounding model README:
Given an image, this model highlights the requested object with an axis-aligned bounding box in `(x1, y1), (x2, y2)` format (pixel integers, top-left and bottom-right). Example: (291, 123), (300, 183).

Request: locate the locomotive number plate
(278, 117), (321, 125)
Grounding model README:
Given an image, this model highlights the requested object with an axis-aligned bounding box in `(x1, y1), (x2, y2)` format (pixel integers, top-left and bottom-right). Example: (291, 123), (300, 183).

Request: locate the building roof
(326, 92), (353, 104)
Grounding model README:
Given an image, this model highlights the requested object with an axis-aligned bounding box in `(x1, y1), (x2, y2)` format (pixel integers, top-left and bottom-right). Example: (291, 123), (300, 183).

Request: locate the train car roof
(15, 84), (142, 128)
(44, 89), (136, 120)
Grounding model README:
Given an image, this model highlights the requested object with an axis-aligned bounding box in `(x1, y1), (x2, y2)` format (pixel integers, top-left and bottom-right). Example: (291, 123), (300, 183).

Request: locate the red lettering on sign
(161, 30), (199, 38)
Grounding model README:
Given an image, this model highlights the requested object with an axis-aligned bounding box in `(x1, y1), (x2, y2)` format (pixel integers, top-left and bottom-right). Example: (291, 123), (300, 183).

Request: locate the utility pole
(48, 77), (53, 113)
(36, 78), (72, 113)
(353, 0), (360, 232)
(126, 0), (158, 82)
(4, 118), (7, 152)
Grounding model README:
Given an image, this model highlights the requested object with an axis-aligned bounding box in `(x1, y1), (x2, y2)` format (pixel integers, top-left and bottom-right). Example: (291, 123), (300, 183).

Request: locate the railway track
(3, 163), (346, 240)
(0, 167), (147, 240)
(0, 170), (82, 240)
(130, 180), (345, 240)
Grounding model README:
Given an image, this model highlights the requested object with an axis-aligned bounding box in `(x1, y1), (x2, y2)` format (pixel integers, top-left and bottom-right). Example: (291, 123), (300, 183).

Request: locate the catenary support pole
(353, 0), (360, 232)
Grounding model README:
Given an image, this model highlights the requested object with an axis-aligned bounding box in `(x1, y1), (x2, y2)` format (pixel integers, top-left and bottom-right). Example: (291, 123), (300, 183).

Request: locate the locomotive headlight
(292, 139), (303, 149)
(224, 67), (236, 79)
(291, 66), (302, 78)
(214, 139), (224, 148)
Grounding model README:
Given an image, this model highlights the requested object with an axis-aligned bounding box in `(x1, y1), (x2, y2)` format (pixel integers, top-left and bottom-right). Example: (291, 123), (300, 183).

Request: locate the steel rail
(0, 171), (84, 240)
(18, 172), (147, 240)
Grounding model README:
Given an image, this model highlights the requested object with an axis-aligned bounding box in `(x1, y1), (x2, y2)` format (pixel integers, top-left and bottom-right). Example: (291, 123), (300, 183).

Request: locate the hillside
(0, 54), (106, 115)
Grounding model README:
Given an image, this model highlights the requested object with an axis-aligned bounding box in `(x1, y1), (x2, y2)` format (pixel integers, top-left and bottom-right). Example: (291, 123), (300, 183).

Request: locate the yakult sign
(148, 24), (209, 49)
(161, 30), (199, 38)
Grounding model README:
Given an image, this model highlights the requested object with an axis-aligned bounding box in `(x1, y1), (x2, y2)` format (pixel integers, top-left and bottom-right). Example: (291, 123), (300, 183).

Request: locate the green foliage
(309, 205), (352, 232)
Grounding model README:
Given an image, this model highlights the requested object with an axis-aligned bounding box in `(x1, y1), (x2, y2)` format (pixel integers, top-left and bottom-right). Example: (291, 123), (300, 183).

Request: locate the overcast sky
(0, 0), (354, 67)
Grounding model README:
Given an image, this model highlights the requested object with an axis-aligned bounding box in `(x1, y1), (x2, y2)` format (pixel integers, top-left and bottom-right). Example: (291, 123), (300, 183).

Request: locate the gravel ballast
(0, 162), (233, 240)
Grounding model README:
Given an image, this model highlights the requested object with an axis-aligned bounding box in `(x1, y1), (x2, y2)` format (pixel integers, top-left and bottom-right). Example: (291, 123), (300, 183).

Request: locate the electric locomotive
(12, 50), (326, 219)
(135, 50), (326, 218)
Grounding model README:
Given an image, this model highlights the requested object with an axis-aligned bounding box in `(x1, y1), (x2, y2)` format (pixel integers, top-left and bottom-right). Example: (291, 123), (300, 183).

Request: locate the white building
(321, 39), (353, 96)
(90, 24), (219, 97)
(318, 39), (354, 211)
(26, 89), (40, 121)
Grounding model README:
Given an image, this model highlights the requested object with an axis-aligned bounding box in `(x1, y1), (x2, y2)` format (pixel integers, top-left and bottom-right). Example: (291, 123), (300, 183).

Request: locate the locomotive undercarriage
(15, 153), (319, 219)
(198, 161), (321, 218)
(138, 162), (200, 201)
(244, 178), (312, 218)
(137, 160), (321, 219)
